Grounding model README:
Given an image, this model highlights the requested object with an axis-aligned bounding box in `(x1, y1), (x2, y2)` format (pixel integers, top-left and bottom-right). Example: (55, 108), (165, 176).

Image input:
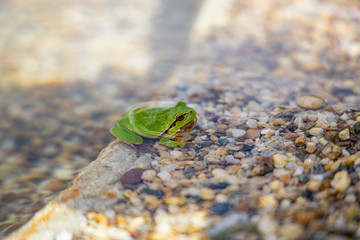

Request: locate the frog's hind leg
(159, 136), (185, 147)
(110, 126), (143, 145)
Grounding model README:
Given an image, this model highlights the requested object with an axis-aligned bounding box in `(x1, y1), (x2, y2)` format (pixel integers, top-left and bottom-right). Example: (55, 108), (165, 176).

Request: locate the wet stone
(231, 129), (246, 138)
(121, 168), (145, 185)
(184, 166), (196, 178)
(242, 145), (255, 152)
(296, 95), (325, 110)
(211, 202), (231, 215)
(143, 189), (164, 199)
(246, 129), (261, 140)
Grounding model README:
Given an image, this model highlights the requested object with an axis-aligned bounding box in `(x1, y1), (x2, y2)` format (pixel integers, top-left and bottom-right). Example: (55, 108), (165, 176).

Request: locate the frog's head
(167, 101), (197, 136)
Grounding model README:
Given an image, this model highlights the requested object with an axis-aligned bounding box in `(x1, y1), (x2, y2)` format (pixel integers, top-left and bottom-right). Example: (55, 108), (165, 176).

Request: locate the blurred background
(0, 0), (359, 236)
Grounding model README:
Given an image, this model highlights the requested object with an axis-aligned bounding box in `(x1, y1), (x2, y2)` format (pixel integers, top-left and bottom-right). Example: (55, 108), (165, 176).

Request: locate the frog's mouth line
(176, 118), (197, 135)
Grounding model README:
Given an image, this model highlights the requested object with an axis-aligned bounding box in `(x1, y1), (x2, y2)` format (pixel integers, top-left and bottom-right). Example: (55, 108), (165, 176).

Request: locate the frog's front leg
(110, 125), (143, 145)
(159, 136), (185, 147)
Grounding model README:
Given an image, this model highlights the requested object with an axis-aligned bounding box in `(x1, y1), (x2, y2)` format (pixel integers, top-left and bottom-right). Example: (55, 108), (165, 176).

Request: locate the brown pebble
(44, 180), (66, 191)
(216, 124), (228, 132)
(284, 133), (298, 140)
(246, 128), (260, 140)
(295, 211), (316, 225)
(294, 134), (306, 146)
(324, 131), (338, 140)
(280, 174), (291, 185)
(121, 168), (145, 184)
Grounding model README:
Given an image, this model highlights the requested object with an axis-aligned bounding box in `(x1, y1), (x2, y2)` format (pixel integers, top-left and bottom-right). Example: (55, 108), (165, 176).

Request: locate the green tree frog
(110, 101), (197, 147)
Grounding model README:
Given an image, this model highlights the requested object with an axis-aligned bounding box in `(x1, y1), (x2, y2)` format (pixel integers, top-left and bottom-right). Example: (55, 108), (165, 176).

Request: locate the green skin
(110, 101), (197, 147)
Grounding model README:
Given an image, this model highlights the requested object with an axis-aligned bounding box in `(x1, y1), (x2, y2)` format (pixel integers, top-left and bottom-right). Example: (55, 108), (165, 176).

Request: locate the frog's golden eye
(176, 114), (185, 121)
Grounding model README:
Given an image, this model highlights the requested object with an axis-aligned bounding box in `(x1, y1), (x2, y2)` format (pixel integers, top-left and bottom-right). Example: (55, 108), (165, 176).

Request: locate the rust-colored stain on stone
(101, 192), (118, 199)
(59, 188), (81, 202)
(20, 203), (59, 240)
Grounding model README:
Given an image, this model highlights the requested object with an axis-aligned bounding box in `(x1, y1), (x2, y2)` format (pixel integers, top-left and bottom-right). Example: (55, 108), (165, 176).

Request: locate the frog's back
(128, 107), (175, 138)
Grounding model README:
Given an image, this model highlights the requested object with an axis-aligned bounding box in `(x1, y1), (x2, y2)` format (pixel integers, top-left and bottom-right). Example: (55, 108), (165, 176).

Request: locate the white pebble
(157, 171), (172, 181)
(53, 168), (74, 180)
(246, 119), (258, 129)
(231, 129), (246, 138)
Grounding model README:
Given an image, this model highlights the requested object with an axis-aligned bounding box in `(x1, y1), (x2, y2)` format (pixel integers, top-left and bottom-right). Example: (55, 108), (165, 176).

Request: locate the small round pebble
(296, 95), (325, 110)
(211, 202), (231, 215)
(246, 128), (260, 139)
(246, 119), (258, 128)
(170, 150), (183, 159)
(141, 169), (157, 181)
(157, 171), (172, 181)
(199, 187), (216, 200)
(307, 180), (321, 191)
(231, 129), (246, 138)
(121, 168), (145, 184)
(279, 223), (304, 240)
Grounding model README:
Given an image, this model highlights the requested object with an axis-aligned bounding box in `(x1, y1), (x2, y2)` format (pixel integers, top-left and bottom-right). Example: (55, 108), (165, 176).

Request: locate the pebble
(53, 168), (75, 180)
(273, 169), (291, 178)
(234, 151), (245, 159)
(257, 214), (278, 235)
(284, 133), (298, 140)
(338, 128), (350, 141)
(141, 169), (157, 182)
(215, 147), (228, 156)
(211, 202), (231, 215)
(231, 129), (246, 138)
(273, 153), (287, 167)
(246, 119), (258, 128)
(199, 187), (216, 200)
(269, 180), (284, 191)
(246, 128), (260, 140)
(309, 127), (324, 136)
(120, 168), (145, 184)
(279, 223), (304, 240)
(212, 168), (228, 182)
(296, 95), (325, 110)
(331, 170), (351, 192)
(294, 134), (306, 145)
(261, 128), (275, 138)
(157, 171), (172, 181)
(170, 150), (183, 159)
(305, 142), (317, 153)
(307, 180), (321, 191)
(257, 194), (278, 208)
(44, 180), (66, 191)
